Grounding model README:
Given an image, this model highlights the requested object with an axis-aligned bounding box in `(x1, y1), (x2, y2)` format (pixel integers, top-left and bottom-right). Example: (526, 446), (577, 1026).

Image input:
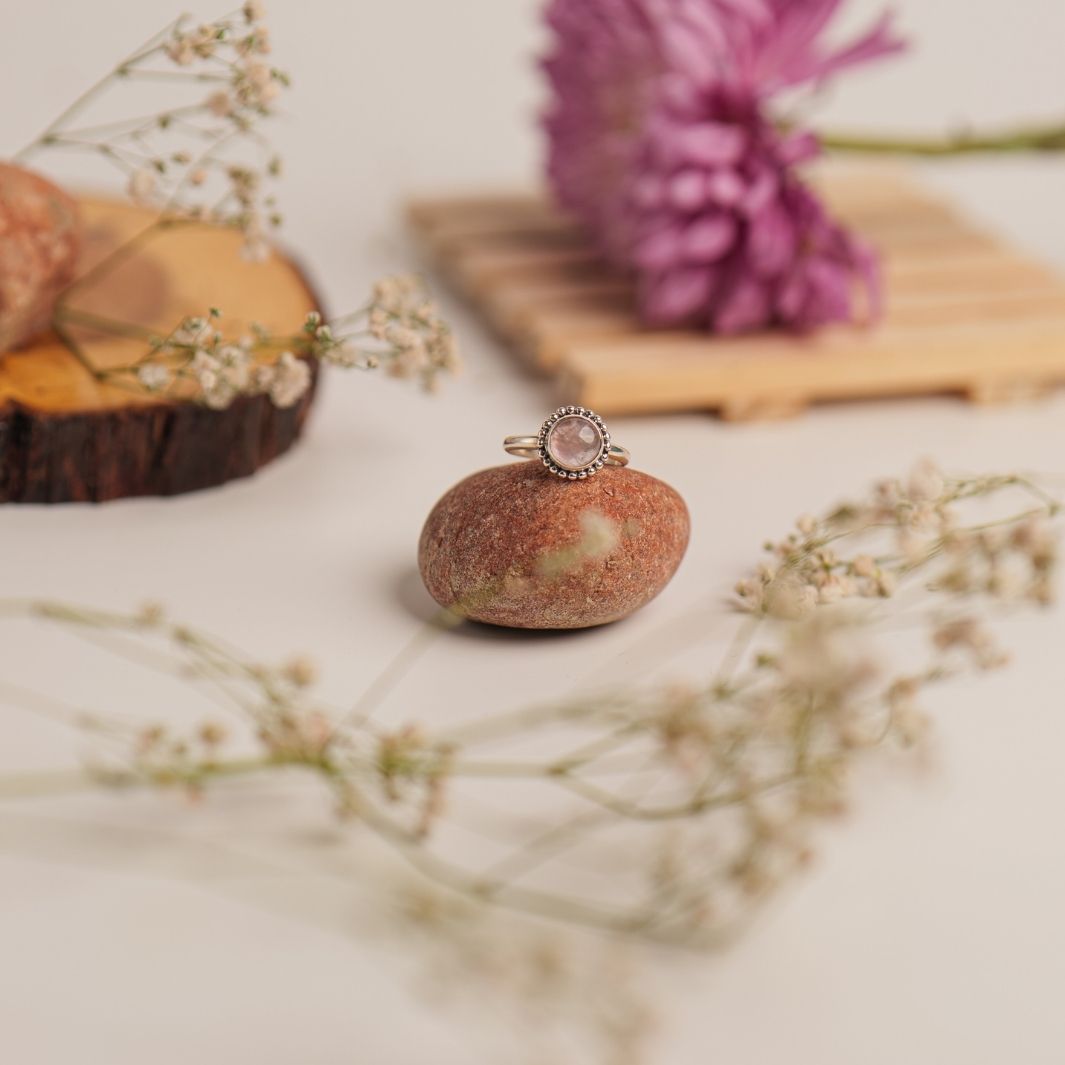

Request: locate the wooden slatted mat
(408, 171), (1065, 419)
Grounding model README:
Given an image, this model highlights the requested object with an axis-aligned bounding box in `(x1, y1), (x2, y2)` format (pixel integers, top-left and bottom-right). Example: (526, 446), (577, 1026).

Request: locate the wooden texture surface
(409, 171), (1065, 419)
(0, 198), (321, 503)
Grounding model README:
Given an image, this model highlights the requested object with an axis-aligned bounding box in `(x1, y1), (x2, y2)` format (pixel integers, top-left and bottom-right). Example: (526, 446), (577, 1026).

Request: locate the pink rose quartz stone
(547, 414), (602, 471)
(418, 462), (690, 629)
(0, 163), (82, 353)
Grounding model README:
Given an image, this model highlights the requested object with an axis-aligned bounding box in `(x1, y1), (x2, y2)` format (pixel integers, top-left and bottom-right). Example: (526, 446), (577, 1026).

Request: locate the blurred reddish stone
(418, 461), (690, 629)
(0, 163), (81, 353)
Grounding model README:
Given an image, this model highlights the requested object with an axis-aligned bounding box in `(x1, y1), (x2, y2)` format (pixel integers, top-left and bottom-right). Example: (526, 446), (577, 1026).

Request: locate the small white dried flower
(241, 234), (271, 263)
(851, 555), (876, 578)
(165, 36), (196, 66)
(137, 363), (172, 392)
(1013, 517), (1057, 572)
(764, 574), (817, 620)
(198, 722), (228, 748)
(190, 349), (237, 409)
(817, 575), (854, 604)
(238, 211), (271, 262)
(238, 26), (271, 56)
(173, 317), (213, 347)
(166, 23), (222, 67)
(217, 344), (251, 390)
(128, 168), (158, 204)
(265, 352), (311, 408)
(896, 528), (925, 565)
(282, 656), (317, 688)
(207, 90), (234, 117)
(932, 617), (1008, 669)
(136, 601), (166, 627)
(237, 60), (281, 108)
(907, 459), (945, 503)
(734, 578), (763, 610)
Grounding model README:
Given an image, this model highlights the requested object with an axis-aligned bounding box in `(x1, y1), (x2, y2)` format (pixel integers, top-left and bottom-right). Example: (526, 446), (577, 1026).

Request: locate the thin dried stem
(0, 463), (1056, 946)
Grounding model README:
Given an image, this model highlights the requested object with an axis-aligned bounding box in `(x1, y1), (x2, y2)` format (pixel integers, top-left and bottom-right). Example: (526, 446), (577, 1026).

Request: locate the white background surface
(2, 1), (1065, 1062)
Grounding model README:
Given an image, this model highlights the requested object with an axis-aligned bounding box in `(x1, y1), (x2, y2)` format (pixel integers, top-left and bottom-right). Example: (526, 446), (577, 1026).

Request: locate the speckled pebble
(418, 462), (690, 629)
(0, 164), (81, 353)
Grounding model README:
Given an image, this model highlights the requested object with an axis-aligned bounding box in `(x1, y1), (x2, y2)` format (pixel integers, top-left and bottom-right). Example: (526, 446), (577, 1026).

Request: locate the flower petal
(641, 264), (720, 324)
(541, 0), (892, 337)
(684, 213), (739, 262)
(671, 122), (749, 167)
(741, 166), (779, 216)
(714, 275), (773, 333)
(633, 223), (686, 270)
(747, 202), (797, 276)
(669, 168), (709, 211)
(705, 168), (746, 207)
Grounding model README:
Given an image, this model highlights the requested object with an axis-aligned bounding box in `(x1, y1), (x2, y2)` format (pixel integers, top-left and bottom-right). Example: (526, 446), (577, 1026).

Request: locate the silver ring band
(504, 406), (629, 481)
(504, 436), (630, 466)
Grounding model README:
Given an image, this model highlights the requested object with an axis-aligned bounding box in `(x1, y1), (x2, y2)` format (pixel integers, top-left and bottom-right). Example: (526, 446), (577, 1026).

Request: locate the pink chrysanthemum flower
(543, 0), (906, 333)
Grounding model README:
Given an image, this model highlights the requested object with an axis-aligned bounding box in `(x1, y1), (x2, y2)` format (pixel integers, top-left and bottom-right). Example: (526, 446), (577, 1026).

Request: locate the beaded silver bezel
(538, 406), (611, 480)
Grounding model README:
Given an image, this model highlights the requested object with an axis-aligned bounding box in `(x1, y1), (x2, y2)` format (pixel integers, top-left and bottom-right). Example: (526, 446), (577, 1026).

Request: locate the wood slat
(409, 171), (1065, 419)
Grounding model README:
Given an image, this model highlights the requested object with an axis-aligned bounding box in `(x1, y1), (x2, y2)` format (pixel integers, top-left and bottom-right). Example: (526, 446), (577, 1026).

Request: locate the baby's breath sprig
(95, 274), (458, 409)
(0, 464), (1056, 949)
(15, 1), (286, 259)
(126, 308), (311, 410)
(10, 7), (459, 408)
(309, 276), (461, 390)
(734, 460), (1058, 618)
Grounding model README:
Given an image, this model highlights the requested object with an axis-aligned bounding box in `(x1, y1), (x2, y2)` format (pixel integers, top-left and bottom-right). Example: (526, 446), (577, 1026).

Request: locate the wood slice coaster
(409, 171), (1065, 419)
(0, 198), (320, 503)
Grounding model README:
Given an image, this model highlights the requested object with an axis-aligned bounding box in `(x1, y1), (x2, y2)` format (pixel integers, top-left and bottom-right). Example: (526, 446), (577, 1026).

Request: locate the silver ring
(504, 406), (630, 480)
